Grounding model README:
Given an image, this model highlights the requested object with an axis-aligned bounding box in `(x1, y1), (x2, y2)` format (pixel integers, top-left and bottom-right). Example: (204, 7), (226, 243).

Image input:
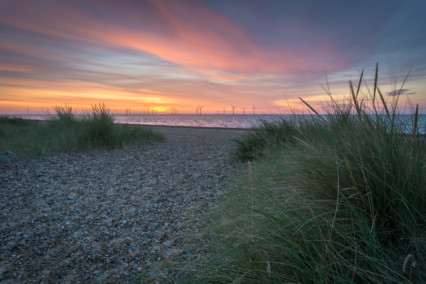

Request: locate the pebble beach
(0, 126), (248, 282)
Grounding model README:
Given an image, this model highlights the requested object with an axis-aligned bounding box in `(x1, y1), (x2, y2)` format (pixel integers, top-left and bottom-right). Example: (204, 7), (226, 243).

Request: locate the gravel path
(0, 126), (248, 283)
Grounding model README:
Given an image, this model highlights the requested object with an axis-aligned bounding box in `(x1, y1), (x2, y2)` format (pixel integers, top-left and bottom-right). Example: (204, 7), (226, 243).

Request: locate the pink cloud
(0, 61), (34, 72)
(0, 0), (349, 81)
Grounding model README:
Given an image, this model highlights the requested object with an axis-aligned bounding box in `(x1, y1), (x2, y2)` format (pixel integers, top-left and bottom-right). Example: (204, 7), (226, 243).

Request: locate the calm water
(114, 114), (283, 128)
(11, 113), (289, 129)
(7, 113), (426, 133)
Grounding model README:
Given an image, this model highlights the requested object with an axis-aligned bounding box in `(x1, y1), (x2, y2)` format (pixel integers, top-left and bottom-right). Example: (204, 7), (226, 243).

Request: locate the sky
(0, 0), (425, 114)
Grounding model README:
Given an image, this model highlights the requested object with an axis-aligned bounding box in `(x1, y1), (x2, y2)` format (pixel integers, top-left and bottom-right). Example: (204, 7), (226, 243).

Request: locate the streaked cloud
(387, 89), (415, 97)
(0, 0), (425, 113)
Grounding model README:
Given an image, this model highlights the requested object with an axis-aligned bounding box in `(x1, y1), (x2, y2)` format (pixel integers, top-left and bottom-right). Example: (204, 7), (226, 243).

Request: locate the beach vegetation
(194, 64), (425, 283)
(232, 119), (297, 161)
(0, 104), (164, 162)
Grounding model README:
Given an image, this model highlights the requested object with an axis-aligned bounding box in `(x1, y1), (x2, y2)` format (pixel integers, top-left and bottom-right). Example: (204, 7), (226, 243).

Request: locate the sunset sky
(1, 0), (425, 114)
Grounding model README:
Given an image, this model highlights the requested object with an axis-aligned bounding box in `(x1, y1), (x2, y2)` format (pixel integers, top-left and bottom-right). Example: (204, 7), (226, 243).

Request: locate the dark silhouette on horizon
(231, 105), (237, 115)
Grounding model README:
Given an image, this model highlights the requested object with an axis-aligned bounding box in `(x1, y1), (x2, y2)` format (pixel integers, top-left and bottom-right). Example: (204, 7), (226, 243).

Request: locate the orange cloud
(0, 0), (346, 81)
(0, 75), (196, 113)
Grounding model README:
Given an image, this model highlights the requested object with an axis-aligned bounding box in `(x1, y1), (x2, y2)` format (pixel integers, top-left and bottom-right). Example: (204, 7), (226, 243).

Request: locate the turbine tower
(231, 105), (237, 115)
(197, 106), (203, 115)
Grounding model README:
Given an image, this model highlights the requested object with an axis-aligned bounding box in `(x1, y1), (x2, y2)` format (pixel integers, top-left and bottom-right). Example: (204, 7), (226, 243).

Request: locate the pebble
(0, 126), (248, 282)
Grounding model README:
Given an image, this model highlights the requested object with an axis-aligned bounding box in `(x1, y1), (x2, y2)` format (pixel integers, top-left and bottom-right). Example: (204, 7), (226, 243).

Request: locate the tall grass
(79, 103), (121, 148)
(195, 65), (425, 283)
(233, 119), (297, 161)
(0, 104), (164, 162)
(52, 105), (77, 127)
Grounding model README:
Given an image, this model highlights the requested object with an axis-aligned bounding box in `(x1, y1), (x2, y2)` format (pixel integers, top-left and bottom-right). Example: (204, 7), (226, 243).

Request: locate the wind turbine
(252, 106), (256, 115)
(231, 105), (237, 115)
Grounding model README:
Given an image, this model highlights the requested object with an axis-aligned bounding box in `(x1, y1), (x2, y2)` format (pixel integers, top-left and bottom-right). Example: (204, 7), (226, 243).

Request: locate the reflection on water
(6, 113), (426, 132)
(11, 114), (294, 129)
(115, 114), (283, 128)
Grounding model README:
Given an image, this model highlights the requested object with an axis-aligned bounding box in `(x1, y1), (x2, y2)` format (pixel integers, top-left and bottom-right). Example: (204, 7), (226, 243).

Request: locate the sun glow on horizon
(0, 1), (425, 115)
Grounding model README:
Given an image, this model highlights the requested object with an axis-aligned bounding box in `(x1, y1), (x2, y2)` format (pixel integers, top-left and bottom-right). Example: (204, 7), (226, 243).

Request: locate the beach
(0, 126), (249, 282)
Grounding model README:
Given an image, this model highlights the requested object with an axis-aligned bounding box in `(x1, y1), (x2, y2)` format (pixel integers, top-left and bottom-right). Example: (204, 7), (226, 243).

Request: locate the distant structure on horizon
(231, 105), (237, 115)
(196, 106), (203, 115)
(114, 105), (267, 115)
(169, 106), (177, 114)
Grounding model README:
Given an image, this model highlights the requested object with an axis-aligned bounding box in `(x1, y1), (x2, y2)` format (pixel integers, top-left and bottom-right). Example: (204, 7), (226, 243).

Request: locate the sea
(5, 113), (426, 133)
(8, 113), (288, 129)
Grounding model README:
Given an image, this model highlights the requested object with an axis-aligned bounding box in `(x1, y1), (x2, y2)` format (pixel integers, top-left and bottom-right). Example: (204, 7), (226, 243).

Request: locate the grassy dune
(195, 65), (425, 283)
(0, 104), (164, 163)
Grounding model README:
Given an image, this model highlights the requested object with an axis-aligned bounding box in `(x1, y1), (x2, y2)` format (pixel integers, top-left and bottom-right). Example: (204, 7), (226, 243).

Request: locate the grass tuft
(193, 64), (425, 283)
(0, 104), (164, 162)
(52, 105), (77, 127)
(232, 119), (297, 161)
(79, 103), (121, 148)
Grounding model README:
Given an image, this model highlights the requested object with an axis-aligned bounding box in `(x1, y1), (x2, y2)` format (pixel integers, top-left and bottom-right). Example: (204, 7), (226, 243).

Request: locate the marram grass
(191, 64), (425, 283)
(0, 103), (164, 162)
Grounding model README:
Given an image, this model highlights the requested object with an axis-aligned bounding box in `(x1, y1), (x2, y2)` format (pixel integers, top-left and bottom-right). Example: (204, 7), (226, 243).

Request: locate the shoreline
(3, 117), (256, 131)
(140, 124), (255, 131)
